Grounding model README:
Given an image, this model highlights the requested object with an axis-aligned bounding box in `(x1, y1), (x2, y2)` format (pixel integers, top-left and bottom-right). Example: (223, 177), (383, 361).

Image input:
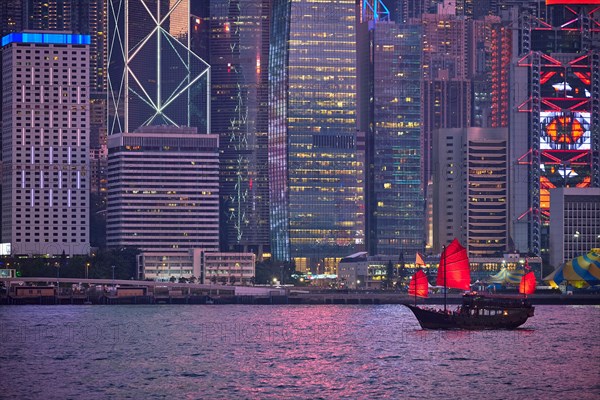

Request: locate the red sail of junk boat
(404, 239), (535, 330)
(519, 271), (536, 295)
(408, 269), (428, 303)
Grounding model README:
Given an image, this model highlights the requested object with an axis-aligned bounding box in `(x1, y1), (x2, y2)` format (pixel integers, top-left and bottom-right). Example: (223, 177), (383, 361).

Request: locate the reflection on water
(1, 305), (599, 399)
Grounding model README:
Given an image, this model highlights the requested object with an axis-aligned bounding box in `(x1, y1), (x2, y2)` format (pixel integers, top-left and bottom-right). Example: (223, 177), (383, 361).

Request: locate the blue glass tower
(269, 0), (365, 272)
(365, 16), (424, 257)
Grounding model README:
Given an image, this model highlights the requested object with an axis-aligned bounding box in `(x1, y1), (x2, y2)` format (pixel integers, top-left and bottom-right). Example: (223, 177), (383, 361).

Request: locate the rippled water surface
(1, 304), (599, 399)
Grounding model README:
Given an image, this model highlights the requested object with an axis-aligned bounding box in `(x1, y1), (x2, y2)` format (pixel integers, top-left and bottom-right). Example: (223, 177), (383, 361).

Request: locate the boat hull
(404, 304), (534, 330)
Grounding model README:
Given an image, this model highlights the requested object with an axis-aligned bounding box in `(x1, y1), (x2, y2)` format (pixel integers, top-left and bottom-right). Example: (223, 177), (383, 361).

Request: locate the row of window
(15, 143), (87, 147)
(16, 227), (86, 232)
(14, 77), (87, 83)
(15, 49), (86, 56)
(15, 239), (87, 243)
(16, 124), (88, 128)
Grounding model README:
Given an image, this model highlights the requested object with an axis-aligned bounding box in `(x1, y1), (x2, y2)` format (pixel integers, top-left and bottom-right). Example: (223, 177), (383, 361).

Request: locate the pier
(0, 277), (282, 305)
(1, 277), (599, 305)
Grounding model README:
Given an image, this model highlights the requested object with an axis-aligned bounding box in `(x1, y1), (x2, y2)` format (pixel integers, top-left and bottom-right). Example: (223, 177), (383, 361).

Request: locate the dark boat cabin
(461, 293), (531, 313)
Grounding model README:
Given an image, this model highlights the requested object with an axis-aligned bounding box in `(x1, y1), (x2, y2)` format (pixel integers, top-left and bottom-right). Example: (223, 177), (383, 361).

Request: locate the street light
(85, 262), (90, 280)
(111, 265), (116, 282)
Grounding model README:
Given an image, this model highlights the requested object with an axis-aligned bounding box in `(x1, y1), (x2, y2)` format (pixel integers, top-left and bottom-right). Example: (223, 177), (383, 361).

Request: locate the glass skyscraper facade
(367, 20), (424, 257)
(108, 0), (210, 135)
(204, 0), (271, 256)
(269, 0), (365, 271)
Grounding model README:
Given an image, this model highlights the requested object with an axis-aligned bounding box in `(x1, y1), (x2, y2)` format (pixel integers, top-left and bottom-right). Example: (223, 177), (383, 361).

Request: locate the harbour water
(1, 304), (599, 399)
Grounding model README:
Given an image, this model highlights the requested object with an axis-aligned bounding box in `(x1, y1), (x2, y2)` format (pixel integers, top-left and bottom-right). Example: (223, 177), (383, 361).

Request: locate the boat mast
(414, 275), (417, 306)
(443, 245), (447, 313)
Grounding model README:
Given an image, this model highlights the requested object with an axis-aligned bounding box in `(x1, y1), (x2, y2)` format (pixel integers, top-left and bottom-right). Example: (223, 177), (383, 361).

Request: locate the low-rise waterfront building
(338, 251), (542, 289)
(200, 251), (255, 285)
(337, 252), (368, 289)
(338, 252), (408, 289)
(137, 249), (255, 285)
(549, 188), (600, 269)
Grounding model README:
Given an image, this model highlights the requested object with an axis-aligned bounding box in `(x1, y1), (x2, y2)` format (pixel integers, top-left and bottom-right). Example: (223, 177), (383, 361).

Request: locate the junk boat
(404, 239), (535, 330)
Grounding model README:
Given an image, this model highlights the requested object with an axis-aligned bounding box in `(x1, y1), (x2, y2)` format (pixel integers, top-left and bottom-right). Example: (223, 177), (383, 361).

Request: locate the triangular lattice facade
(108, 0), (210, 135)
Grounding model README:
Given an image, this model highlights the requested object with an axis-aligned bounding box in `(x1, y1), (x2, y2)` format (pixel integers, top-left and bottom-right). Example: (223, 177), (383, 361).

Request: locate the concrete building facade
(433, 127), (509, 257)
(138, 249), (255, 284)
(549, 188), (600, 269)
(1, 31), (91, 255)
(107, 126), (219, 252)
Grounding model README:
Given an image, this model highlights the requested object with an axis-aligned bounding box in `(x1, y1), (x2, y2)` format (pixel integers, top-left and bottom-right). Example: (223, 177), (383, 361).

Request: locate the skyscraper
(394, 0), (435, 23)
(488, 15), (510, 128)
(5, 1), (109, 226)
(23, 0), (72, 31)
(509, 2), (599, 257)
(365, 18), (425, 257)
(466, 127), (509, 256)
(470, 15), (508, 128)
(421, 12), (471, 248)
(202, 0), (271, 257)
(432, 127), (509, 256)
(1, 32), (91, 256)
(16, 1), (106, 90)
(107, 0), (210, 135)
(269, 0), (365, 271)
(0, 0), (23, 37)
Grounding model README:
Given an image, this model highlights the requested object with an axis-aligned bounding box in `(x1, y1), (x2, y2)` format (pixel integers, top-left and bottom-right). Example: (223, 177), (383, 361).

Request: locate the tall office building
(89, 92), (107, 195)
(7, 1), (108, 204)
(432, 128), (466, 251)
(107, 1), (215, 254)
(106, 127), (220, 252)
(394, 0), (435, 23)
(365, 17), (424, 258)
(510, 2), (599, 258)
(470, 15), (508, 128)
(466, 127), (509, 256)
(17, 1), (105, 83)
(433, 127), (509, 256)
(108, 0), (210, 135)
(269, 0), (365, 271)
(0, 1), (23, 37)
(421, 12), (471, 248)
(1, 32), (91, 256)
(202, 0), (271, 256)
(23, 0), (72, 31)
(0, 0), (25, 172)
(488, 15), (510, 128)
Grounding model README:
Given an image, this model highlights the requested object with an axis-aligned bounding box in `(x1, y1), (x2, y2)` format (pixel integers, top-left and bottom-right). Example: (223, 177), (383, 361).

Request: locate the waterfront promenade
(1, 277), (599, 305)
